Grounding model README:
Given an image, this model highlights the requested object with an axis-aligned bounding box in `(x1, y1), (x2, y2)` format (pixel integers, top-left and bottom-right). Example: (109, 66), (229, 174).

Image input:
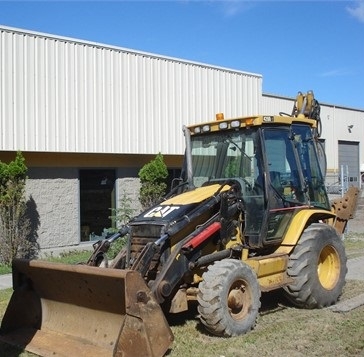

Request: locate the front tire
(197, 259), (261, 337)
(283, 223), (347, 308)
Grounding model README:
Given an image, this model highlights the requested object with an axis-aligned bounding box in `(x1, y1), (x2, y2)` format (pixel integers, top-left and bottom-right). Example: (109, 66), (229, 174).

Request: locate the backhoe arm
(330, 186), (360, 234)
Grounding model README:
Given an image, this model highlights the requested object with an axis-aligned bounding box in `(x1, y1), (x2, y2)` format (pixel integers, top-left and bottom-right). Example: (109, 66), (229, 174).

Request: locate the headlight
(230, 120), (241, 128)
(218, 122), (229, 130)
(263, 116), (274, 122)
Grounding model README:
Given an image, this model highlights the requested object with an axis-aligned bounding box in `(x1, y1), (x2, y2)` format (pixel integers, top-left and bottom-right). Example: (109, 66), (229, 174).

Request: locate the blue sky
(0, 0), (363, 109)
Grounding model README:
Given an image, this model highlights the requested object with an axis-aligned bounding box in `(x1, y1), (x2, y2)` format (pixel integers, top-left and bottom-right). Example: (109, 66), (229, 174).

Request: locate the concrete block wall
(25, 168), (143, 251)
(26, 167), (80, 249)
(116, 177), (142, 219)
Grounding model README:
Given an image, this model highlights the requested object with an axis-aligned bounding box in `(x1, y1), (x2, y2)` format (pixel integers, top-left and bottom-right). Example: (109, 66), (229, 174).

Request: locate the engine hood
(130, 184), (230, 225)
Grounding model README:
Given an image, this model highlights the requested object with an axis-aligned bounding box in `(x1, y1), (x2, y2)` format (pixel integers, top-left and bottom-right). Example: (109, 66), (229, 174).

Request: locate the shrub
(0, 152), (38, 265)
(138, 153), (168, 210)
(107, 191), (136, 259)
(109, 191), (135, 230)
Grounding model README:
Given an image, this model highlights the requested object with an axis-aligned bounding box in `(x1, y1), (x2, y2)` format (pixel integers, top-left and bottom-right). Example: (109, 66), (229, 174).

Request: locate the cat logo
(144, 205), (180, 218)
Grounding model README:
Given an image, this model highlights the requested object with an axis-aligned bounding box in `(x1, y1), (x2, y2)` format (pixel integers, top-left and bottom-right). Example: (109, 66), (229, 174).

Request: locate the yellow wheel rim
(317, 245), (340, 290)
(227, 280), (251, 321)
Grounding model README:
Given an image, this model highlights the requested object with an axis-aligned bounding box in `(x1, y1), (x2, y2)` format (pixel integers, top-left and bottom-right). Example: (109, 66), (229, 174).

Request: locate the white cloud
(207, 0), (256, 18)
(319, 68), (353, 77)
(347, 1), (364, 23)
(221, 1), (248, 17)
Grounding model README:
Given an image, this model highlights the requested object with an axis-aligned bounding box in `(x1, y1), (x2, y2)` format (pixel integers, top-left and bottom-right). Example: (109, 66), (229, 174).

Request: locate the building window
(79, 169), (116, 241)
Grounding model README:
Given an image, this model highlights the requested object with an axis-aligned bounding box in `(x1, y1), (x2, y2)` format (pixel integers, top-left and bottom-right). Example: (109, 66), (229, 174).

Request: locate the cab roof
(187, 114), (317, 135)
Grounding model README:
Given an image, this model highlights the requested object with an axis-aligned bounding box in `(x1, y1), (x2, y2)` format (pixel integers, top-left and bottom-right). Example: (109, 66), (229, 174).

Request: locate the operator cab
(182, 116), (330, 248)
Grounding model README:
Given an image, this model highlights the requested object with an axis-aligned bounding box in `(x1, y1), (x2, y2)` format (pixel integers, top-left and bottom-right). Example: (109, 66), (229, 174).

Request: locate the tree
(0, 152), (37, 265)
(138, 153), (168, 210)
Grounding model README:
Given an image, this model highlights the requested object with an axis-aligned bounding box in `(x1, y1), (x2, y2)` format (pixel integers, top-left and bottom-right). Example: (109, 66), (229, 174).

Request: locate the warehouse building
(0, 26), (262, 249)
(0, 26), (363, 250)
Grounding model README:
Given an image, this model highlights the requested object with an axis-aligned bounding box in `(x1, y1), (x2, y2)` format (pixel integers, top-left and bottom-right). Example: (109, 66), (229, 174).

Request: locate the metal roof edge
(263, 93), (364, 113)
(0, 24), (262, 79)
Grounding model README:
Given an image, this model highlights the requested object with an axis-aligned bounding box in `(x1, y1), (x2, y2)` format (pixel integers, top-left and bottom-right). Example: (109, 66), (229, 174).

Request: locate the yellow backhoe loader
(0, 91), (360, 357)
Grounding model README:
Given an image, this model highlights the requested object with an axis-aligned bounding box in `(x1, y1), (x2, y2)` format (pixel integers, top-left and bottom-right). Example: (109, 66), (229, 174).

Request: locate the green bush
(106, 191), (135, 259)
(0, 152), (38, 265)
(109, 191), (135, 231)
(138, 153), (168, 209)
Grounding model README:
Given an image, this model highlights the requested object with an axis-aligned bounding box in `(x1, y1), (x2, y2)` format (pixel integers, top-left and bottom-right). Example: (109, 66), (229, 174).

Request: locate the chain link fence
(325, 165), (362, 200)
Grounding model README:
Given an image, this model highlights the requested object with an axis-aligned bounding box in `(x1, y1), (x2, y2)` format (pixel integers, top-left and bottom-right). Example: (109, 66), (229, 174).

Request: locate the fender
(274, 208), (336, 255)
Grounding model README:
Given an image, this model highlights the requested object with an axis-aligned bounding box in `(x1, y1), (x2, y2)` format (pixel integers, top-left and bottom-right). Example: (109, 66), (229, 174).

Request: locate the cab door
(261, 127), (308, 243)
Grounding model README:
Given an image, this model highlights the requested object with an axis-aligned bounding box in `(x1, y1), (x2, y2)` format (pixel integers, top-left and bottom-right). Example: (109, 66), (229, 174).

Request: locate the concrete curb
(346, 256), (364, 281)
(329, 293), (364, 313)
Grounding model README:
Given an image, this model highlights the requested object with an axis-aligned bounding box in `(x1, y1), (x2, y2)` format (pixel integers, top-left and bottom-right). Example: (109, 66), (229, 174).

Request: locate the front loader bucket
(0, 259), (173, 357)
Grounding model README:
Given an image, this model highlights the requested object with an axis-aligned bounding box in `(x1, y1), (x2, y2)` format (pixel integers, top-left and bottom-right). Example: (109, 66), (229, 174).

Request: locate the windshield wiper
(226, 137), (252, 161)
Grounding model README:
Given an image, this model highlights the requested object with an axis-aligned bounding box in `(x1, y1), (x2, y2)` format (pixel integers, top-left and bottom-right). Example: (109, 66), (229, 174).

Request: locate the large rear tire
(197, 259), (261, 337)
(283, 223), (347, 308)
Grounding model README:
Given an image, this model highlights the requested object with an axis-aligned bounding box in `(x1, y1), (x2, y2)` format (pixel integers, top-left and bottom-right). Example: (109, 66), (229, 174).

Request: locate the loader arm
(86, 225), (130, 267)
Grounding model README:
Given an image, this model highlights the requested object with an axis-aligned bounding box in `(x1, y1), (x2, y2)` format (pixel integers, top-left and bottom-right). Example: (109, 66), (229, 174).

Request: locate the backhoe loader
(0, 91), (360, 357)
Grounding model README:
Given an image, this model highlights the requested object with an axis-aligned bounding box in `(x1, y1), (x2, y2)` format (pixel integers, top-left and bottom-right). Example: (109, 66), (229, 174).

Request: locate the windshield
(190, 129), (259, 188)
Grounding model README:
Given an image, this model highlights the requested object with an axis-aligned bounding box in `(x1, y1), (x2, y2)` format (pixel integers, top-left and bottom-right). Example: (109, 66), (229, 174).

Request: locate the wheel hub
(228, 288), (245, 310)
(227, 280), (251, 319)
(318, 244), (340, 290)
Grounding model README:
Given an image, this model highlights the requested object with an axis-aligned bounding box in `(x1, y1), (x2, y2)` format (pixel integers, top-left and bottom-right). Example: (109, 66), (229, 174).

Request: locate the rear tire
(283, 223), (347, 308)
(197, 259), (261, 337)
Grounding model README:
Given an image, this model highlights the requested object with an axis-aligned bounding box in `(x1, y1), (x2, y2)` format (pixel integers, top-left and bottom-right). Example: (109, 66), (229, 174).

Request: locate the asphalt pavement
(0, 274), (11, 290)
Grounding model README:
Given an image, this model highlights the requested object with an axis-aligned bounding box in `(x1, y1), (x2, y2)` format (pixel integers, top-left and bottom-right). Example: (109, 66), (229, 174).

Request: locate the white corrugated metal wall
(261, 93), (294, 116)
(0, 26), (262, 156)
